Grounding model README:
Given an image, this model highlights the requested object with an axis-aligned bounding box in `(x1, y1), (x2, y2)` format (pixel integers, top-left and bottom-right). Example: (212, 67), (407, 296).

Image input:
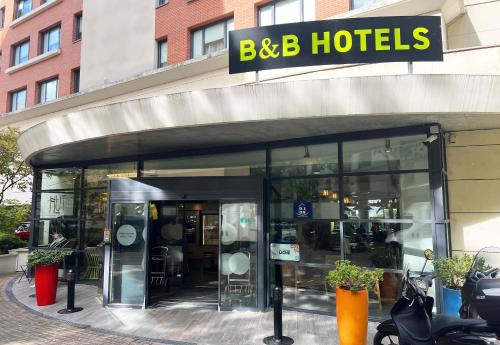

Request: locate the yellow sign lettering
(240, 40), (256, 62)
(334, 30), (353, 53)
(354, 29), (372, 52)
(282, 35), (301, 57)
(394, 28), (410, 50)
(312, 32), (331, 54)
(413, 27), (430, 50)
(375, 28), (390, 51)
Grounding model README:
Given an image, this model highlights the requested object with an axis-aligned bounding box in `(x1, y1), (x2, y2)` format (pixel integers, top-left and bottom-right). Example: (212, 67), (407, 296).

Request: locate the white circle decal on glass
(221, 253), (232, 275)
(229, 252), (250, 275)
(221, 223), (237, 245)
(116, 224), (137, 246)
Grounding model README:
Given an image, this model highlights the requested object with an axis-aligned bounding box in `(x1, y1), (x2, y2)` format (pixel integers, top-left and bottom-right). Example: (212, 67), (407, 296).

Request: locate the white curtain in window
(159, 41), (167, 66)
(275, 0), (301, 25)
(192, 29), (203, 58)
(204, 21), (225, 55)
(259, 5), (273, 26)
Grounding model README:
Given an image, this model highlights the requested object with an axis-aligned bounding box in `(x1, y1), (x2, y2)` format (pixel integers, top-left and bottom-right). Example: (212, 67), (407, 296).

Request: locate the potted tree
(27, 249), (70, 306)
(327, 260), (383, 345)
(433, 254), (473, 317)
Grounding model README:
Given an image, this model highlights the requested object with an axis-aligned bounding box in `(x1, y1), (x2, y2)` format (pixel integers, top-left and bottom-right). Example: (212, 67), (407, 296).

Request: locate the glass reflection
(271, 143), (338, 177)
(343, 135), (428, 173)
(343, 173), (431, 220)
(220, 202), (258, 308)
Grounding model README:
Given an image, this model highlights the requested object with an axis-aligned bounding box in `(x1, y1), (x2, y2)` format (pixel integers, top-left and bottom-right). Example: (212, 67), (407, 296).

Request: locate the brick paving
(0, 274), (175, 345)
(4, 274), (379, 345)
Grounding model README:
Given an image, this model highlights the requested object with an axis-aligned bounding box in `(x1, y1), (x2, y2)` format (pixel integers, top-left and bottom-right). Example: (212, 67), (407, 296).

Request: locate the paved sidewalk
(5, 274), (378, 345)
(0, 274), (166, 345)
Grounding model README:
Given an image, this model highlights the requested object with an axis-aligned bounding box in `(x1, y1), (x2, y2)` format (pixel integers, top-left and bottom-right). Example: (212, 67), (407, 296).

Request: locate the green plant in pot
(433, 254), (473, 317)
(327, 260), (383, 345)
(28, 249), (71, 306)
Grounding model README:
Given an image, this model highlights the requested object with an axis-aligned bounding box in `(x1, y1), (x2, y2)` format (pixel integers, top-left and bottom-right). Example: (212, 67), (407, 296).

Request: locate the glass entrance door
(219, 201), (258, 309)
(109, 203), (148, 305)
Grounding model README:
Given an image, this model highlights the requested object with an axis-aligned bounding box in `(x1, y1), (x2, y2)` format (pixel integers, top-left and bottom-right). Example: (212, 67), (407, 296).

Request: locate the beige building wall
(80, 0), (156, 90)
(447, 129), (500, 254)
(447, 0), (500, 49)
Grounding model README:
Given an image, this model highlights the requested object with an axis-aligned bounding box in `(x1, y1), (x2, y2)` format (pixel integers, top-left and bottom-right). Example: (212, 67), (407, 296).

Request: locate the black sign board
(229, 16), (443, 74)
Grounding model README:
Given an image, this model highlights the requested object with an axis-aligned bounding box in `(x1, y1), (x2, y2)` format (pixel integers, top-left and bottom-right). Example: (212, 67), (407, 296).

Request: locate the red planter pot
(34, 264), (59, 306)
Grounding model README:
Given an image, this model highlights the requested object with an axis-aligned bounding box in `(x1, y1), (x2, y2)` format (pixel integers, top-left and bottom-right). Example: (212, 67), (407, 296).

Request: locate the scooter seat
(432, 315), (488, 338)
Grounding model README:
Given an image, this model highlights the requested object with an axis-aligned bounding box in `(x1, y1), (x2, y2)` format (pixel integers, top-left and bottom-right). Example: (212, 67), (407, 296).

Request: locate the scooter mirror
(424, 249), (434, 260)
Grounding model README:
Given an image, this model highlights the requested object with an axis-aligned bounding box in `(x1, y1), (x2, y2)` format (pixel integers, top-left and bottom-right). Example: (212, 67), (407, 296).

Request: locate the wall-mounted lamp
(385, 139), (392, 153)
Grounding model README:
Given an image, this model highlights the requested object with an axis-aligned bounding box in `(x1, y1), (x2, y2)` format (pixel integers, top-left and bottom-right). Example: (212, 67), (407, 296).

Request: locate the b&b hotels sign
(229, 16), (443, 74)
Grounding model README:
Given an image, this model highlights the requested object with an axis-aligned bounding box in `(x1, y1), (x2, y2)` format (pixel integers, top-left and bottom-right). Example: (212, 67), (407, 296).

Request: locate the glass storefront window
(143, 150), (266, 177)
(278, 263), (335, 313)
(38, 168), (81, 190)
(270, 143), (338, 177)
(271, 178), (340, 220)
(343, 135), (428, 173)
(35, 192), (79, 219)
(84, 219), (105, 248)
(35, 219), (78, 249)
(85, 162), (137, 188)
(83, 190), (107, 219)
(110, 203), (147, 305)
(220, 202), (258, 308)
(343, 221), (433, 271)
(343, 173), (432, 220)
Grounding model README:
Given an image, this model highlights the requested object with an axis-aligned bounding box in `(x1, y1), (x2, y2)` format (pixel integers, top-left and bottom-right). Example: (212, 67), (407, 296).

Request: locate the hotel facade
(1, 0), (500, 317)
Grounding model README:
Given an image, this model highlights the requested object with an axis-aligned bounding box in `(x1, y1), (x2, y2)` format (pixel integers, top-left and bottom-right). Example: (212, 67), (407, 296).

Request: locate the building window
(72, 68), (80, 93)
(15, 0), (32, 19)
(259, 0), (315, 26)
(156, 0), (167, 7)
(41, 25), (60, 53)
(10, 88), (27, 112)
(1, 7), (5, 29)
(38, 78), (58, 103)
(12, 40), (29, 66)
(191, 17), (234, 59)
(351, 0), (379, 10)
(157, 39), (167, 68)
(74, 13), (82, 41)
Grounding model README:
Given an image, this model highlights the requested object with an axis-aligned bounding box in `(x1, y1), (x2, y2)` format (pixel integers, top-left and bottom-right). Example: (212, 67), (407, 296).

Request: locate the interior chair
(150, 246), (168, 287)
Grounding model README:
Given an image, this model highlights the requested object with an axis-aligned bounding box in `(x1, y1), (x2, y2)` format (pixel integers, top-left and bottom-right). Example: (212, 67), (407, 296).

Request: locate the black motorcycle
(374, 247), (500, 345)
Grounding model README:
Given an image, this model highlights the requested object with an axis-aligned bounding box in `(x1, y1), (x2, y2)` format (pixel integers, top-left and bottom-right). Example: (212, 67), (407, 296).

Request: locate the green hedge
(0, 234), (27, 255)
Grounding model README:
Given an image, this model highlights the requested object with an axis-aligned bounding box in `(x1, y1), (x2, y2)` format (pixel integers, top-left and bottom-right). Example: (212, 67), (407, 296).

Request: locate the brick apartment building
(1, 0), (500, 318)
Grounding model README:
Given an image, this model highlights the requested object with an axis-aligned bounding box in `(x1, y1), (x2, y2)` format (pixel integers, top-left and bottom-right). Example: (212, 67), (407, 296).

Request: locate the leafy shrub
(27, 249), (70, 268)
(0, 234), (27, 255)
(433, 254), (473, 290)
(327, 260), (384, 292)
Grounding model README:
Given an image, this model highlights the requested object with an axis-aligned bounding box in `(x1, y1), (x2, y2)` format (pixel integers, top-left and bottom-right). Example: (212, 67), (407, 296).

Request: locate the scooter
(374, 248), (500, 345)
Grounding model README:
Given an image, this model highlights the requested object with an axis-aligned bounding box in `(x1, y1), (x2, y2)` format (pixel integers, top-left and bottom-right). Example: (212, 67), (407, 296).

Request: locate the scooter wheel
(373, 330), (399, 345)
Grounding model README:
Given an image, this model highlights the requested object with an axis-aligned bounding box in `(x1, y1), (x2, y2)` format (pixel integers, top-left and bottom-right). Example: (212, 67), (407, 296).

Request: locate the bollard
(58, 269), (83, 314)
(263, 285), (294, 345)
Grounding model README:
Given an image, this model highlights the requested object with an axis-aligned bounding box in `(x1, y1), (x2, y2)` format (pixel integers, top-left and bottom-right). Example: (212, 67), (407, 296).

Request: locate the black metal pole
(58, 269), (83, 314)
(263, 263), (294, 345)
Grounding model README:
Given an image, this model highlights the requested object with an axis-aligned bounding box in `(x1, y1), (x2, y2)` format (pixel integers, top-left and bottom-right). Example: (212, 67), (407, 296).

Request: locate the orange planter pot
(336, 288), (369, 345)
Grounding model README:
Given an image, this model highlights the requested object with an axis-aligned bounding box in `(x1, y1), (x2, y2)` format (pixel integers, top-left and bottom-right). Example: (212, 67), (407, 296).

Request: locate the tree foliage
(0, 202), (31, 234)
(0, 128), (32, 205)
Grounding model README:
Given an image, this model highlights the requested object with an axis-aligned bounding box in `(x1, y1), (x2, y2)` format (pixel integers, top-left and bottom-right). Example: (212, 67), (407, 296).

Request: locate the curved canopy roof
(18, 74), (500, 166)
